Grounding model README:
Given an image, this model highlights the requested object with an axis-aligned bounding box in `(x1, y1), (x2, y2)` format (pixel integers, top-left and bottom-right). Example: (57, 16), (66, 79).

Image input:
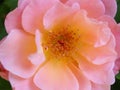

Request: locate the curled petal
(78, 56), (115, 85)
(0, 30), (38, 78)
(9, 73), (40, 90)
(5, 8), (22, 33)
(43, 1), (79, 29)
(28, 30), (45, 65)
(34, 61), (79, 90)
(91, 82), (110, 90)
(5, 0), (30, 33)
(66, 0), (105, 18)
(102, 0), (117, 17)
(69, 64), (91, 90)
(18, 0), (31, 10)
(22, 0), (58, 34)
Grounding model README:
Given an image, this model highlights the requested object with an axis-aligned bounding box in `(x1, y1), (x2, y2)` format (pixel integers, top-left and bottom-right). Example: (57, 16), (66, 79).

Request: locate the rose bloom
(0, 0), (119, 90)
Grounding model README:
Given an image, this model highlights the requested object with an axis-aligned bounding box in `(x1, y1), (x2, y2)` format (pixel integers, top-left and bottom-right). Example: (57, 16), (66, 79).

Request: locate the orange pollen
(42, 26), (80, 59)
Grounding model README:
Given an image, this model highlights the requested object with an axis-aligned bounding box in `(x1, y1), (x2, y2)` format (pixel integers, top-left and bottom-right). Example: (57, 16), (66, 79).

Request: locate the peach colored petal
(69, 64), (91, 90)
(0, 30), (38, 78)
(91, 82), (110, 90)
(80, 37), (116, 64)
(28, 53), (45, 66)
(98, 15), (117, 30)
(5, 8), (22, 33)
(97, 15), (118, 48)
(9, 73), (40, 90)
(5, 0), (31, 33)
(43, 1), (79, 29)
(18, 0), (31, 10)
(98, 16), (120, 74)
(22, 0), (58, 34)
(28, 30), (45, 65)
(73, 11), (111, 47)
(102, 0), (117, 17)
(66, 0), (105, 18)
(79, 57), (115, 85)
(34, 61), (79, 90)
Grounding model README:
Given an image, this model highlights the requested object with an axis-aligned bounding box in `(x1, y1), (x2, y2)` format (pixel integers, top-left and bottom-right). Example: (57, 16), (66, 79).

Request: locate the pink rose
(0, 0), (118, 90)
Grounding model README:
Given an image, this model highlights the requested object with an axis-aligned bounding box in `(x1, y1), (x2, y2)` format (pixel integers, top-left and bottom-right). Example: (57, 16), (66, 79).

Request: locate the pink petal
(28, 30), (45, 65)
(22, 0), (58, 34)
(102, 0), (117, 17)
(9, 73), (40, 90)
(43, 1), (79, 29)
(98, 15), (117, 35)
(66, 0), (105, 18)
(5, 0), (31, 33)
(34, 61), (79, 90)
(113, 24), (120, 56)
(73, 11), (111, 47)
(18, 0), (31, 10)
(78, 57), (115, 85)
(0, 30), (38, 78)
(5, 8), (22, 33)
(91, 82), (110, 90)
(28, 53), (45, 65)
(80, 40), (116, 65)
(69, 64), (91, 90)
(114, 58), (120, 74)
(60, 0), (68, 3)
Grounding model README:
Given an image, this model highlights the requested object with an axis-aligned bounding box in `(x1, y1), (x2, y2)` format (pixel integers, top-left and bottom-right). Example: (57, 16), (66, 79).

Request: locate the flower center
(42, 25), (80, 60)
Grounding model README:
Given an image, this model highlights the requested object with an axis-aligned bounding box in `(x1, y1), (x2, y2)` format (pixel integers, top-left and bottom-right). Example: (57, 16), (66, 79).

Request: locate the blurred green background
(0, 0), (120, 90)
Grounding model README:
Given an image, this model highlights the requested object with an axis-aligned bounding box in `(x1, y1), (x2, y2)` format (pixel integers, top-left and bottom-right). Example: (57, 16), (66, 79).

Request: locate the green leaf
(116, 72), (120, 80)
(115, 0), (120, 23)
(0, 3), (9, 40)
(0, 77), (12, 90)
(4, 0), (18, 10)
(111, 78), (120, 90)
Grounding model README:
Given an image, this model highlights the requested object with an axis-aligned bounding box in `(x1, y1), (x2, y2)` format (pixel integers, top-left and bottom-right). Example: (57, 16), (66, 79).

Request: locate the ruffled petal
(66, 0), (105, 18)
(18, 0), (31, 10)
(102, 0), (117, 17)
(98, 15), (117, 29)
(5, 8), (22, 33)
(80, 38), (116, 65)
(43, 1), (79, 29)
(77, 56), (115, 85)
(9, 73), (40, 90)
(28, 30), (45, 65)
(91, 82), (110, 90)
(0, 30), (38, 78)
(73, 11), (111, 47)
(22, 0), (58, 34)
(69, 64), (91, 90)
(5, 0), (31, 33)
(34, 61), (79, 90)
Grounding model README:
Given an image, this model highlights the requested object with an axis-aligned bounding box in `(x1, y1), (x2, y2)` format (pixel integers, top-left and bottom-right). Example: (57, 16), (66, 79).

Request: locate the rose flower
(0, 0), (119, 90)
